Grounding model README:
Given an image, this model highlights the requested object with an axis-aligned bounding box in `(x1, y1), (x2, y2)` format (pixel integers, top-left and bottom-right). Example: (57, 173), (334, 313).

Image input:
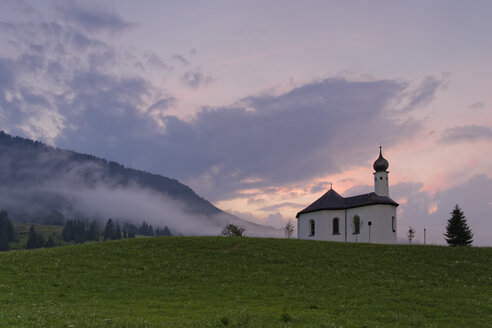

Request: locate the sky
(0, 0), (491, 245)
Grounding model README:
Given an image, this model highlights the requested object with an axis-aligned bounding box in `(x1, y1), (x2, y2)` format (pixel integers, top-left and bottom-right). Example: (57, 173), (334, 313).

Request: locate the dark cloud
(0, 20), (435, 204)
(163, 78), (421, 200)
(146, 53), (168, 70)
(439, 125), (492, 143)
(147, 97), (176, 114)
(54, 71), (167, 161)
(171, 55), (190, 66)
(27, 77), (428, 201)
(0, 5), (165, 145)
(181, 68), (214, 89)
(0, 4), (441, 208)
(55, 1), (136, 34)
(0, 58), (14, 93)
(398, 76), (443, 112)
(469, 102), (485, 109)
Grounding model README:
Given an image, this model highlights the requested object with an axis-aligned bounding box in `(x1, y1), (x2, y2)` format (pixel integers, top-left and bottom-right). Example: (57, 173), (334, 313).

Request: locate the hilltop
(0, 237), (490, 327)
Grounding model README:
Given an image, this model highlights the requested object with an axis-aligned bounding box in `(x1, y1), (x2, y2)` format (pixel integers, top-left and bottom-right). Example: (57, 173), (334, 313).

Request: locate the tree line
(0, 204), (475, 251)
(0, 209), (174, 251)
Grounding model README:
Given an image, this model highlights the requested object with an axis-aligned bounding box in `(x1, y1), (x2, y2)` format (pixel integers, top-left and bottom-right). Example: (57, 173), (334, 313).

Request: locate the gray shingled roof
(296, 189), (399, 218)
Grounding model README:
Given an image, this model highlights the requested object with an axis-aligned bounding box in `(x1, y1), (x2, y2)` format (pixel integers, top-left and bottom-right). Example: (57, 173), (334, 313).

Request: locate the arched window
(333, 218), (339, 235)
(309, 219), (315, 236)
(392, 216), (396, 232)
(353, 215), (360, 235)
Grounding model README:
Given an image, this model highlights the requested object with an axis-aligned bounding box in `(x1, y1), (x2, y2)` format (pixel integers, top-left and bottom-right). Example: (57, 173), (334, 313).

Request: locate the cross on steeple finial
(330, 182), (333, 190)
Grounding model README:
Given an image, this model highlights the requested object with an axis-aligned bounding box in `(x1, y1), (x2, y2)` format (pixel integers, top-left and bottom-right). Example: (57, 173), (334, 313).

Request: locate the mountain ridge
(0, 131), (279, 236)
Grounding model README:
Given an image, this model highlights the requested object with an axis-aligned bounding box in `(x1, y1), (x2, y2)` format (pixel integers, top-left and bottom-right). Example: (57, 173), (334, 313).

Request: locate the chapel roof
(296, 188), (398, 218)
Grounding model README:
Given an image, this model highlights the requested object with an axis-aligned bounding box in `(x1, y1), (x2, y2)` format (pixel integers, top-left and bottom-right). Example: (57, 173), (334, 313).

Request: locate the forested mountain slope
(0, 131), (278, 236)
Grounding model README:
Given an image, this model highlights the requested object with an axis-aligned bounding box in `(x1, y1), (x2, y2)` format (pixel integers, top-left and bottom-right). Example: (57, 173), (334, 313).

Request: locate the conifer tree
(113, 223), (121, 240)
(88, 220), (99, 241)
(162, 226), (171, 236)
(444, 204), (473, 246)
(104, 219), (114, 241)
(26, 224), (44, 249)
(46, 235), (55, 248)
(0, 210), (15, 251)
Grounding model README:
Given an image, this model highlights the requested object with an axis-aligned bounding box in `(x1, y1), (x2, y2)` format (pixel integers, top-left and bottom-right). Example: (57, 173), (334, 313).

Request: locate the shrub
(220, 224), (245, 237)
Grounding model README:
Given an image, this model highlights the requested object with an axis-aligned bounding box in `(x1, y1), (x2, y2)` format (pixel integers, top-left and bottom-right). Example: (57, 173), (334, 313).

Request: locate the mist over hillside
(0, 131), (280, 237)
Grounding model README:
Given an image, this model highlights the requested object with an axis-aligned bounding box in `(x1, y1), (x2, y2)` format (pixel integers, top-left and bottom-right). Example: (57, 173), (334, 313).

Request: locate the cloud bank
(439, 125), (492, 143)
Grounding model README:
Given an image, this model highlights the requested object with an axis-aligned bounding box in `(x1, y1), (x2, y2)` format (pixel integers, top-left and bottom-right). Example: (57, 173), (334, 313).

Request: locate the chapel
(296, 147), (399, 243)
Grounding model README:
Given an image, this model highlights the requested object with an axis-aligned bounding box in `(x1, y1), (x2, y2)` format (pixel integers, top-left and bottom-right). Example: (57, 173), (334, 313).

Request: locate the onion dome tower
(373, 146), (389, 196)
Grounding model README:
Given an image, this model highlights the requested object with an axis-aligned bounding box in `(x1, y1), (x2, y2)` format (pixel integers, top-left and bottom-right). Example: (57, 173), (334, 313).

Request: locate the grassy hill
(0, 237), (490, 327)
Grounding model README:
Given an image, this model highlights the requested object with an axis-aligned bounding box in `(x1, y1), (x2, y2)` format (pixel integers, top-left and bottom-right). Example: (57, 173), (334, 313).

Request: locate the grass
(0, 237), (491, 327)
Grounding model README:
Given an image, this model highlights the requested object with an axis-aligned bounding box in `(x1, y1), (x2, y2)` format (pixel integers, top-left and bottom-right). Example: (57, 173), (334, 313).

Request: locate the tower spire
(373, 146), (390, 196)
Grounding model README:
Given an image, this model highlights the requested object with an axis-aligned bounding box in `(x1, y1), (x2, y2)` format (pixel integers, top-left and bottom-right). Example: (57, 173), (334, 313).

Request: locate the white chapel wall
(297, 209), (346, 242)
(298, 205), (397, 244)
(345, 205), (396, 244)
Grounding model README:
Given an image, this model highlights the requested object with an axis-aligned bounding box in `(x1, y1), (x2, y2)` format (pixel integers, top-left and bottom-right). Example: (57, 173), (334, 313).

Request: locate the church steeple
(373, 146), (389, 172)
(373, 147), (389, 196)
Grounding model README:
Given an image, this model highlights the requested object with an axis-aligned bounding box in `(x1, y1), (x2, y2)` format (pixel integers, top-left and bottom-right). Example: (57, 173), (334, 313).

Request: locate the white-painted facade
(296, 148), (398, 244)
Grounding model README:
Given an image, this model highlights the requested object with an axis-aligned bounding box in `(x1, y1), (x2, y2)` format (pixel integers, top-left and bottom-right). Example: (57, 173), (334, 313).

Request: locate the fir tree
(104, 219), (114, 241)
(444, 204), (473, 246)
(162, 226), (171, 236)
(87, 220), (99, 241)
(113, 223), (121, 240)
(0, 210), (15, 251)
(61, 220), (73, 242)
(26, 224), (44, 249)
(46, 235), (55, 248)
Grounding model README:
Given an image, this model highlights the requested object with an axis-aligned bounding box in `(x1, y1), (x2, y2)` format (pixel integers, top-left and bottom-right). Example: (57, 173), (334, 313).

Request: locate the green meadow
(0, 237), (490, 327)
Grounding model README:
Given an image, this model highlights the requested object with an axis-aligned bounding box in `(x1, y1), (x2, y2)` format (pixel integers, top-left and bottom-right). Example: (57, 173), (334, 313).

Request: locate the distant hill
(0, 237), (490, 327)
(0, 131), (279, 236)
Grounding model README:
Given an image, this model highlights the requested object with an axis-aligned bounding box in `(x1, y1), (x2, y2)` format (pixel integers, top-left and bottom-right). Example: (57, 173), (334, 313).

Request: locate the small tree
(162, 226), (172, 236)
(444, 204), (473, 246)
(0, 210), (15, 251)
(220, 224), (245, 237)
(26, 224), (44, 249)
(46, 235), (55, 248)
(87, 220), (99, 241)
(113, 223), (121, 240)
(407, 226), (415, 244)
(103, 219), (114, 241)
(283, 220), (295, 239)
